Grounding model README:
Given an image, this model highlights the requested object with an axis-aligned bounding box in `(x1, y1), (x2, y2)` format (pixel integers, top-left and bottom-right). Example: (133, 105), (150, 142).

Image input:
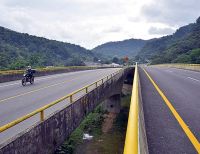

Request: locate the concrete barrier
(0, 68), (132, 154)
(138, 69), (149, 154)
(124, 64), (148, 154)
(151, 64), (200, 72)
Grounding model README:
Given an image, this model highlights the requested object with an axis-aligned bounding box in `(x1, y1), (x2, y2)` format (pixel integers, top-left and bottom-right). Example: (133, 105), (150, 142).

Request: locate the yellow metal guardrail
(124, 63), (139, 154)
(0, 69), (122, 133)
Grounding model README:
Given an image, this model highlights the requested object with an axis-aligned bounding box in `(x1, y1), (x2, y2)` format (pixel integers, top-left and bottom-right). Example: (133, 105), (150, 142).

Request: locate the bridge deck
(0, 68), (120, 145)
(139, 67), (200, 153)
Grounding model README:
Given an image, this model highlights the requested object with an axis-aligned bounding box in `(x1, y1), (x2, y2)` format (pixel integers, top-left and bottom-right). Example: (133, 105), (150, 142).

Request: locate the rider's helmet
(27, 66), (32, 69)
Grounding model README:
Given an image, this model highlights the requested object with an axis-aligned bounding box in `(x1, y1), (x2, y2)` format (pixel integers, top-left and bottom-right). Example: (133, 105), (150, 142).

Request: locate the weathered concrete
(0, 67), (133, 154)
(138, 72), (149, 154)
(103, 94), (121, 113)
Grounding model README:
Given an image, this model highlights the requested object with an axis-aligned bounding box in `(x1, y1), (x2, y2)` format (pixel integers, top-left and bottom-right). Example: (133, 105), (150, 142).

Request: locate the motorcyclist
(26, 66), (34, 78)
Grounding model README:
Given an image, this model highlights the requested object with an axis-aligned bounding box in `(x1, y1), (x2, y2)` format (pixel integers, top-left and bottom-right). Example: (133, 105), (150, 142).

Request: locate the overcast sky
(0, 0), (200, 49)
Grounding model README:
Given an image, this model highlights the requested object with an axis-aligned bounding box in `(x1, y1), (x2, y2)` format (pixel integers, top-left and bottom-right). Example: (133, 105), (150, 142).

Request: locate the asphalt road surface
(0, 68), (121, 145)
(140, 67), (200, 153)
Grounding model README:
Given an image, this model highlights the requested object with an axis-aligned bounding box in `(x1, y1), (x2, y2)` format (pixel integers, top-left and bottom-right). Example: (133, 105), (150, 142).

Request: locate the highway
(140, 67), (200, 153)
(0, 68), (121, 145)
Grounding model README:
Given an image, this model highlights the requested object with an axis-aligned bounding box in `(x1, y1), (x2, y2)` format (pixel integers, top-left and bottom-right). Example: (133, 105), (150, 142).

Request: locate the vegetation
(55, 94), (131, 154)
(0, 66), (98, 75)
(137, 16), (200, 64)
(92, 39), (147, 58)
(1, 16), (200, 70)
(0, 26), (93, 70)
(55, 106), (106, 154)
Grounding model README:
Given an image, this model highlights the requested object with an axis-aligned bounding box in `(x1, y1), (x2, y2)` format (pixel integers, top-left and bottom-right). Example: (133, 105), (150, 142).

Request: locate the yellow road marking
(143, 68), (200, 153)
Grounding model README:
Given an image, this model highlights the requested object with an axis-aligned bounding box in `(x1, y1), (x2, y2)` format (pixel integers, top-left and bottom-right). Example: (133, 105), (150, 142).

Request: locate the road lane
(140, 66), (200, 153)
(0, 68), (121, 145)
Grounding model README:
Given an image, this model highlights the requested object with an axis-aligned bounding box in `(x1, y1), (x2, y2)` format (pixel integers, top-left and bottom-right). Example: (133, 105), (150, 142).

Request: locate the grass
(55, 94), (131, 154)
(55, 106), (106, 154)
(75, 94), (131, 154)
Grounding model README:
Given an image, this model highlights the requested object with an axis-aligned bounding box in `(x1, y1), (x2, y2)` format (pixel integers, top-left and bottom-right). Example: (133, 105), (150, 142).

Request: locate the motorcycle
(22, 70), (36, 86)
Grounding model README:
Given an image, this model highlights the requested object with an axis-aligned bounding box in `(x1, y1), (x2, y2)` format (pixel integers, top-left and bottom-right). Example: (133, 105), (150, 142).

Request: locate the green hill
(1, 16), (200, 70)
(137, 17), (200, 64)
(92, 39), (147, 58)
(0, 26), (93, 70)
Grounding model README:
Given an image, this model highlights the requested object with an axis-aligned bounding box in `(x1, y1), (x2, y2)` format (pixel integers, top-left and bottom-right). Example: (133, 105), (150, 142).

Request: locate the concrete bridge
(0, 67), (133, 154)
(1, 64), (200, 154)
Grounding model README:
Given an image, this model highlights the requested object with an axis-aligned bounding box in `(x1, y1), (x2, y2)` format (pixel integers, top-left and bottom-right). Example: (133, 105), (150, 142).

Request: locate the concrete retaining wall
(0, 68), (132, 154)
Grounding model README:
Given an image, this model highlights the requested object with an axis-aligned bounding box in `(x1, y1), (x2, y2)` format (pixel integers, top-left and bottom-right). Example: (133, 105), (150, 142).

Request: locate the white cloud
(148, 26), (175, 35)
(0, 0), (199, 49)
(141, 0), (200, 26)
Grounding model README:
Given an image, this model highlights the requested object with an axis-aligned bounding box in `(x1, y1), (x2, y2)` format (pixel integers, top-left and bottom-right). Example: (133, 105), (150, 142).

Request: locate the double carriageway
(0, 66), (200, 153)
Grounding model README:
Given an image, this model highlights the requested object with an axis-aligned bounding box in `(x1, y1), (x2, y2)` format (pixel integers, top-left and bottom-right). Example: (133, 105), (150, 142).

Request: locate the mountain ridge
(92, 38), (147, 58)
(137, 17), (200, 64)
(0, 26), (93, 70)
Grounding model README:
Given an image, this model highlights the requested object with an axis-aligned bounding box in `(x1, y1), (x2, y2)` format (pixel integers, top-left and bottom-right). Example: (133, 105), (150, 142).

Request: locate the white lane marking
(36, 73), (72, 81)
(165, 70), (173, 73)
(0, 74), (66, 88)
(172, 68), (200, 74)
(0, 68), (117, 88)
(187, 77), (200, 83)
(0, 82), (19, 88)
(0, 70), (97, 88)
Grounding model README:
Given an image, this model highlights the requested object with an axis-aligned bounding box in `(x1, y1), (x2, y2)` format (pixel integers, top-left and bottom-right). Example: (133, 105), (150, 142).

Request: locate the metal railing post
(70, 95), (73, 103)
(40, 110), (44, 121)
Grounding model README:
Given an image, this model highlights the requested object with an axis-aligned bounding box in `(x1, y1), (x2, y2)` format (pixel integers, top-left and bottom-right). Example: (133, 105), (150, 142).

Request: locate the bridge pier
(103, 94), (121, 113)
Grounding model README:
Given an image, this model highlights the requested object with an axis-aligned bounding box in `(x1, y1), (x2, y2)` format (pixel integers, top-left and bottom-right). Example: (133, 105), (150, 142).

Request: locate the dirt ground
(102, 113), (117, 133)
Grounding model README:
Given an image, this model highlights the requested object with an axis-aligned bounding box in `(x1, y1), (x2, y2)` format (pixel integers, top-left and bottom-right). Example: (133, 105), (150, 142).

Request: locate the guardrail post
(86, 87), (88, 93)
(40, 110), (44, 121)
(70, 95), (73, 103)
(102, 79), (104, 84)
(95, 82), (98, 88)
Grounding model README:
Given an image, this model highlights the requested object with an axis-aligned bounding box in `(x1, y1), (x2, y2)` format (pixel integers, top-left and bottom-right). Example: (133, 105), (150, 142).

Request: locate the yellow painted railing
(124, 63), (139, 154)
(0, 69), (122, 133)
